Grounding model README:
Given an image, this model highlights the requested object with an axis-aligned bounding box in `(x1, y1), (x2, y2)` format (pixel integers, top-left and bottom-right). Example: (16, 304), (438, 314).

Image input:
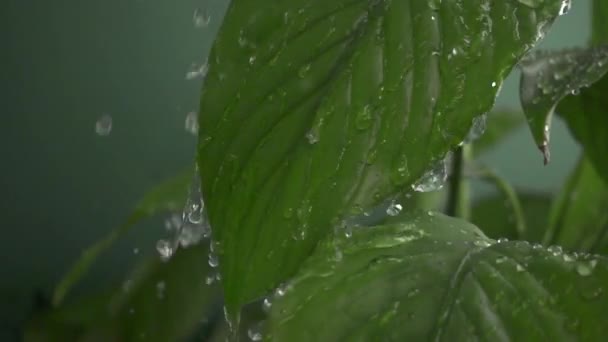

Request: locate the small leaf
(198, 0), (566, 313)
(519, 46), (608, 164)
(112, 244), (221, 342)
(52, 169), (193, 306)
(544, 156), (608, 254)
(473, 110), (523, 157)
(267, 211), (608, 341)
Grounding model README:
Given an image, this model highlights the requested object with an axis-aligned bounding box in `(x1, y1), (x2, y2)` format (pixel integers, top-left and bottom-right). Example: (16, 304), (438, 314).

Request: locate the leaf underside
(197, 0), (565, 311)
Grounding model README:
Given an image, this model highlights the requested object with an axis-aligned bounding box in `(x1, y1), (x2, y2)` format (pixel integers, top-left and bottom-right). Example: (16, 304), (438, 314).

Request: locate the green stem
(446, 146), (471, 220)
(476, 166), (527, 240)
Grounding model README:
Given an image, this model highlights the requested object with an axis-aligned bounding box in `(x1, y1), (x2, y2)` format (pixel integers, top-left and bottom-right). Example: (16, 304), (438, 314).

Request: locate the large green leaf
(267, 211), (608, 341)
(52, 169), (192, 306)
(544, 156), (608, 254)
(198, 0), (566, 312)
(519, 46), (608, 164)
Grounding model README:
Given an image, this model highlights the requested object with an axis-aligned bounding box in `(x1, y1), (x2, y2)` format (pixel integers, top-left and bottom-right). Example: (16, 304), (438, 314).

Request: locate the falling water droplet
(559, 0), (572, 15)
(185, 62), (209, 80)
(185, 111), (199, 135)
(193, 8), (211, 28)
(156, 240), (174, 261)
(95, 114), (112, 136)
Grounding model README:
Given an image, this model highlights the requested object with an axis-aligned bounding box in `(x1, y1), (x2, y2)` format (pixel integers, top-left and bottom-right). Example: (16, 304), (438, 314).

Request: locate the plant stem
(446, 146), (470, 219)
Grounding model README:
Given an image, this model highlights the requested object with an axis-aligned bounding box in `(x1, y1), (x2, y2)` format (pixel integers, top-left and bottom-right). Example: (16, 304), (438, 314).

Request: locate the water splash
(411, 154), (449, 192)
(95, 114), (112, 136)
(193, 8), (210, 28)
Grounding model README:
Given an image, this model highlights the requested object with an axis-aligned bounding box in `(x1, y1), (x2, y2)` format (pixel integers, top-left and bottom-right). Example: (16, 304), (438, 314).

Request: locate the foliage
(27, 0), (608, 341)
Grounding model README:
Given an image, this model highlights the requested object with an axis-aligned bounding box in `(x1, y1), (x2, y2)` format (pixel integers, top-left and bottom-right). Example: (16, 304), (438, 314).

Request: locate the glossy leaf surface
(544, 156), (608, 254)
(197, 0), (566, 312)
(267, 211), (608, 341)
(52, 169), (192, 305)
(519, 46), (608, 164)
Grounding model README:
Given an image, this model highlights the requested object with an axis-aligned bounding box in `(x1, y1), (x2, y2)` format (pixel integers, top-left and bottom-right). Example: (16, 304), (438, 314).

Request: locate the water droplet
(185, 62), (209, 81)
(516, 264), (525, 272)
(427, 211), (435, 217)
(262, 297), (272, 313)
(497, 238), (509, 244)
(412, 157), (447, 192)
(466, 113), (487, 142)
(576, 260), (597, 277)
(249, 55), (257, 65)
(305, 130), (319, 144)
(298, 64), (311, 78)
(247, 322), (263, 341)
(274, 283), (288, 297)
(156, 281), (166, 299)
(185, 111), (199, 135)
(559, 0), (572, 15)
(547, 245), (563, 256)
(208, 252), (219, 268)
(474, 240), (492, 248)
(495, 256), (508, 264)
(386, 202), (402, 217)
(156, 239), (174, 261)
(355, 105), (373, 130)
(193, 8), (211, 28)
(95, 114), (112, 136)
(491, 81), (497, 88)
(205, 274), (216, 285)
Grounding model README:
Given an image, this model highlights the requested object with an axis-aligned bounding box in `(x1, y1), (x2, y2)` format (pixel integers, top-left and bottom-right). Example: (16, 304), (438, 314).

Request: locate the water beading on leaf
(197, 0), (568, 313)
(266, 211), (608, 341)
(519, 46), (608, 164)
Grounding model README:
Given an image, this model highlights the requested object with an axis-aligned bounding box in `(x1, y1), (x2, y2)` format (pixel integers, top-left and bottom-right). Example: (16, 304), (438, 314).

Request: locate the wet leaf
(267, 211), (608, 341)
(519, 46), (608, 164)
(27, 245), (220, 342)
(52, 169), (193, 306)
(112, 244), (220, 342)
(473, 110), (523, 157)
(544, 156), (608, 254)
(198, 0), (566, 312)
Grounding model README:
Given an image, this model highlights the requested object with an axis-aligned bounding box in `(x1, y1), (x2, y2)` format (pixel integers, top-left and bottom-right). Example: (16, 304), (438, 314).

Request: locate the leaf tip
(539, 144), (551, 165)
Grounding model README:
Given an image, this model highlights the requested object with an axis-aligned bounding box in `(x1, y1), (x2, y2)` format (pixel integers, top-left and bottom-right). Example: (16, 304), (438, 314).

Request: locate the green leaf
(111, 244), (220, 342)
(473, 110), (523, 157)
(198, 0), (566, 312)
(472, 191), (551, 243)
(556, 72), (608, 184)
(267, 211), (608, 341)
(52, 169), (193, 306)
(519, 46), (608, 164)
(592, 0), (608, 45)
(544, 156), (608, 254)
(28, 244), (220, 342)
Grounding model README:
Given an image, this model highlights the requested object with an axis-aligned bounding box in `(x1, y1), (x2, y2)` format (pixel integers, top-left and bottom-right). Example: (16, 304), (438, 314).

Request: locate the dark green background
(0, 0), (589, 340)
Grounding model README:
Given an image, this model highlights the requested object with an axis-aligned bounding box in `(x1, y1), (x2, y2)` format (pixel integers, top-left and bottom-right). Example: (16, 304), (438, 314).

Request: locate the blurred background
(0, 0), (590, 340)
